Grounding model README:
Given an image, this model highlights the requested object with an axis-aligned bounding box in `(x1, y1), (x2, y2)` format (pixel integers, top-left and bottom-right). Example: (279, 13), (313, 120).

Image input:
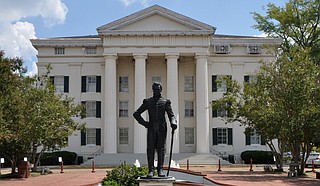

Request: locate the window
(185, 76), (194, 92)
(119, 76), (129, 92)
(152, 76), (161, 84)
(245, 129), (265, 145)
(212, 128), (233, 145)
(244, 75), (257, 84)
(119, 101), (129, 117)
(55, 47), (65, 55)
(185, 127), (195, 145)
(82, 101), (101, 118)
(81, 76), (101, 92)
(212, 101), (228, 118)
(85, 47), (97, 54)
(212, 75), (231, 92)
(81, 128), (101, 146)
(87, 76), (96, 92)
(50, 76), (69, 93)
(119, 128), (129, 145)
(185, 101), (194, 117)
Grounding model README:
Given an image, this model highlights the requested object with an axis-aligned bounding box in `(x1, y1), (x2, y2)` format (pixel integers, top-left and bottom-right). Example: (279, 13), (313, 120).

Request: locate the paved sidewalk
(0, 166), (319, 186)
(0, 168), (107, 186)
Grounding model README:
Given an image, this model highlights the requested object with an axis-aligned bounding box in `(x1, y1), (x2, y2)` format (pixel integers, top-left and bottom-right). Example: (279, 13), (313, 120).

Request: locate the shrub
(241, 150), (275, 164)
(101, 161), (148, 186)
(40, 151), (77, 165)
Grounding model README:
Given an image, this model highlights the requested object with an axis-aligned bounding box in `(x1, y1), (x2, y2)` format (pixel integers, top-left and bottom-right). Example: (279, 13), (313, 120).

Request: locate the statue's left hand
(171, 124), (177, 131)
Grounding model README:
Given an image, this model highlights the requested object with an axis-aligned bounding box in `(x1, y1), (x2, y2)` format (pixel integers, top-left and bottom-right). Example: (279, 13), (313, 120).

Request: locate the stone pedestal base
(137, 176), (175, 186)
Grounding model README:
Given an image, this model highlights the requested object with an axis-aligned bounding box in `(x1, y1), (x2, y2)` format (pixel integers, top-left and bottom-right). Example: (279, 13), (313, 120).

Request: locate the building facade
(31, 5), (281, 161)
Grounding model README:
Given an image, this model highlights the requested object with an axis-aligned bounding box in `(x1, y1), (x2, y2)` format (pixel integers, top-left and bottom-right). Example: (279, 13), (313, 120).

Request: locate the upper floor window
(81, 76), (101, 93)
(185, 76), (194, 92)
(55, 47), (65, 55)
(119, 101), (129, 117)
(81, 101), (101, 118)
(50, 76), (69, 93)
(185, 101), (194, 117)
(119, 76), (129, 92)
(84, 47), (97, 54)
(185, 127), (195, 145)
(244, 75), (257, 83)
(212, 75), (231, 92)
(152, 76), (161, 84)
(212, 101), (229, 118)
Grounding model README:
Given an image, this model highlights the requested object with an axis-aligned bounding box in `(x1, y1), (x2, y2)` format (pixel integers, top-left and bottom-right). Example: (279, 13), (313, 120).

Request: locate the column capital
(195, 53), (209, 60)
(103, 53), (118, 60)
(133, 53), (147, 60)
(165, 53), (179, 59)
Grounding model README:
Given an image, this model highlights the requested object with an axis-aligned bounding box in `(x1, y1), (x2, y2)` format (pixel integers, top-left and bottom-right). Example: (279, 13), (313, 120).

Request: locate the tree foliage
(213, 0), (320, 174)
(0, 51), (84, 173)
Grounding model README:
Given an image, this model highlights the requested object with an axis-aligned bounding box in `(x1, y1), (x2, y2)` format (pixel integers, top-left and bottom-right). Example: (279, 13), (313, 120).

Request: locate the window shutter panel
(212, 75), (217, 92)
(81, 131), (86, 146)
(261, 136), (266, 145)
(245, 134), (251, 145)
(212, 101), (217, 117)
(228, 128), (233, 145)
(212, 128), (218, 145)
(50, 76), (54, 84)
(64, 76), (69, 93)
(96, 76), (101, 92)
(227, 75), (232, 92)
(81, 101), (86, 118)
(81, 76), (86, 92)
(96, 101), (101, 118)
(96, 128), (101, 146)
(244, 76), (249, 83)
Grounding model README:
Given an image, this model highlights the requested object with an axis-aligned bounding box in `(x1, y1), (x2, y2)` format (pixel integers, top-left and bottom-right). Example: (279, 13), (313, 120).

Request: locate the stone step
(83, 153), (230, 166)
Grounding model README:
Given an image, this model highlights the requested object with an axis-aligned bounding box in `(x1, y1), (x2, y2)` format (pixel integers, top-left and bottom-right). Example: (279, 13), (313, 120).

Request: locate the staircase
(82, 153), (230, 166)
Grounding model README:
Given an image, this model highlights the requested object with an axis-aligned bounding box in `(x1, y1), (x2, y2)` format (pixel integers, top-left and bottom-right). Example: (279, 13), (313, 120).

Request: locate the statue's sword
(167, 129), (175, 177)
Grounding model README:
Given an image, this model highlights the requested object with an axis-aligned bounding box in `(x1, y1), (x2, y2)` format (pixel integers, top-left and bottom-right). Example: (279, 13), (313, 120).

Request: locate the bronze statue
(133, 82), (177, 177)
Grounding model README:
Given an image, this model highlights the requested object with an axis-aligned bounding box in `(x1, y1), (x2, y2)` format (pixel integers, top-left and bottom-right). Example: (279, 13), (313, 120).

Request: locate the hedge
(40, 151), (77, 165)
(241, 150), (275, 164)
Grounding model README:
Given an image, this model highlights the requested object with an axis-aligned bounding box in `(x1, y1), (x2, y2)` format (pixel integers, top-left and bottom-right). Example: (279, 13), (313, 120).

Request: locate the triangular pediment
(97, 5), (216, 36)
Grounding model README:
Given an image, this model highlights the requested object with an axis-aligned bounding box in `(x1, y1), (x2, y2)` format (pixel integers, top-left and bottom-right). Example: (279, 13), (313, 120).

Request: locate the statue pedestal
(137, 176), (175, 186)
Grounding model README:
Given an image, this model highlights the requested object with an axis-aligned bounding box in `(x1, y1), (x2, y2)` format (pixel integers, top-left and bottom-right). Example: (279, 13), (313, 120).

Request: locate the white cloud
(120, 0), (153, 7)
(0, 0), (68, 76)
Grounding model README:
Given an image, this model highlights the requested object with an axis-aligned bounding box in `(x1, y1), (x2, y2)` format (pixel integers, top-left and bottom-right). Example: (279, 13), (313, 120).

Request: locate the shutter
(245, 134), (251, 145)
(244, 76), (249, 83)
(81, 76), (86, 92)
(212, 128), (218, 145)
(49, 76), (54, 84)
(212, 101), (217, 117)
(81, 131), (86, 146)
(64, 76), (69, 93)
(96, 101), (101, 118)
(226, 75), (232, 92)
(228, 128), (233, 145)
(261, 135), (266, 145)
(81, 101), (86, 118)
(212, 75), (217, 92)
(96, 128), (101, 145)
(96, 76), (101, 92)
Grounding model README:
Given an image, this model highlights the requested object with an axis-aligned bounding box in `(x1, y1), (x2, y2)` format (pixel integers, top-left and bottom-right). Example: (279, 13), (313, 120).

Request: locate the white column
(133, 54), (147, 153)
(195, 54), (210, 153)
(166, 53), (180, 153)
(104, 54), (118, 153)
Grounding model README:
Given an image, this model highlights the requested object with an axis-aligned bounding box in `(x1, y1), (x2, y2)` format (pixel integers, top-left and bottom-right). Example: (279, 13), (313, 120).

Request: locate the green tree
(0, 51), (84, 173)
(250, 0), (320, 174)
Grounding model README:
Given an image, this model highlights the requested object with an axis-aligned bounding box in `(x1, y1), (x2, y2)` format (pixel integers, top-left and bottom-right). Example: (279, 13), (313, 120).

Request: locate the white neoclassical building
(31, 5), (281, 163)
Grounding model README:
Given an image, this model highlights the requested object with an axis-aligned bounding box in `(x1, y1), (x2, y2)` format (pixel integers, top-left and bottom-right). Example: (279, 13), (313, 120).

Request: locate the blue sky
(0, 0), (287, 75)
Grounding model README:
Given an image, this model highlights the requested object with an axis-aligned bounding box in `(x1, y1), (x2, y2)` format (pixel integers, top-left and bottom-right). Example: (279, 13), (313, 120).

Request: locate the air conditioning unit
(247, 45), (261, 54)
(214, 44), (230, 54)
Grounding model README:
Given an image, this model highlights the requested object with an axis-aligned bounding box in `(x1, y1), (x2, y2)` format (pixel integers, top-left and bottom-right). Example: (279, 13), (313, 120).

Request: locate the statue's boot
(147, 148), (154, 178)
(157, 148), (166, 177)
